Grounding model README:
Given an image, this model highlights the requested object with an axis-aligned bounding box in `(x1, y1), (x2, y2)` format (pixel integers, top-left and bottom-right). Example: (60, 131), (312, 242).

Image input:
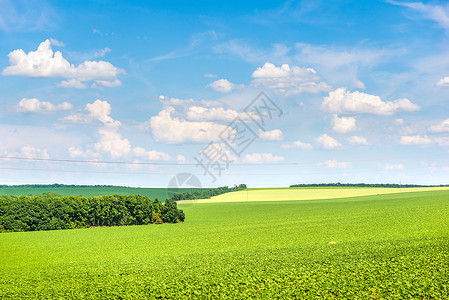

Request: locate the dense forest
(171, 184), (247, 201)
(290, 183), (449, 188)
(0, 194), (184, 232)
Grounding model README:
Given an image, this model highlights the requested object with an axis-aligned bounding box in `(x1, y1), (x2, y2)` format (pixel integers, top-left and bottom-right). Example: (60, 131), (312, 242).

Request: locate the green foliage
(0, 194), (185, 232)
(0, 190), (448, 298)
(290, 182), (449, 188)
(171, 184), (247, 201)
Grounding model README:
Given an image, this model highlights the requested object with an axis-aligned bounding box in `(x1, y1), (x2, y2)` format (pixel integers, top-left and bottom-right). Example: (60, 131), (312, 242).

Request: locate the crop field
(178, 186), (449, 203)
(0, 186), (203, 199)
(1, 189), (449, 298)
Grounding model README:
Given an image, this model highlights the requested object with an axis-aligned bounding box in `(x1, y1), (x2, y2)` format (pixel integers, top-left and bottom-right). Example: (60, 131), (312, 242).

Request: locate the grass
(1, 189), (448, 298)
(0, 186), (204, 200)
(178, 186), (449, 203)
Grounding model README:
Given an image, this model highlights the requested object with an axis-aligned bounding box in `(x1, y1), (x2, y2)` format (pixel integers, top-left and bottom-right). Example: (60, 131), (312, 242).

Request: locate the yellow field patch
(178, 187), (449, 204)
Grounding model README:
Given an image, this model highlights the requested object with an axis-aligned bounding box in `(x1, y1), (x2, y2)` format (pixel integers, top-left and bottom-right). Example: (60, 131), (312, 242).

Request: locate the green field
(1, 189), (449, 298)
(178, 186), (449, 203)
(0, 186), (202, 200)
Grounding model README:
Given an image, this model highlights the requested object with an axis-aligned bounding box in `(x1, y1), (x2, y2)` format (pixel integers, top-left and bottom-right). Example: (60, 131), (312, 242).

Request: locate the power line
(1, 153), (448, 166)
(0, 156), (301, 166)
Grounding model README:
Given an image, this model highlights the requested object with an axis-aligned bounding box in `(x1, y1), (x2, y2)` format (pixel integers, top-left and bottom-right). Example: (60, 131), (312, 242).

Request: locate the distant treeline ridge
(0, 184), (128, 188)
(0, 194), (184, 232)
(171, 184), (247, 201)
(290, 183), (449, 188)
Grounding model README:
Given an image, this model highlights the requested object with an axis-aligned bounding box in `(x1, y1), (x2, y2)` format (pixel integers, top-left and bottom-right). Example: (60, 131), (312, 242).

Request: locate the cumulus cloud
(258, 129), (283, 141)
(186, 106), (253, 122)
(20, 145), (50, 159)
(429, 118), (449, 132)
(346, 136), (368, 145)
(16, 98), (73, 113)
(281, 139), (313, 149)
(317, 160), (350, 169)
(209, 79), (242, 93)
(244, 153), (284, 163)
(322, 88), (420, 115)
(66, 101), (170, 160)
(159, 95), (220, 108)
(150, 106), (232, 144)
(316, 134), (342, 149)
(61, 99), (120, 127)
(251, 62), (331, 96)
(331, 114), (356, 133)
(68, 146), (101, 159)
(436, 76), (449, 87)
(400, 135), (433, 145)
(2, 39), (124, 88)
(133, 146), (170, 161)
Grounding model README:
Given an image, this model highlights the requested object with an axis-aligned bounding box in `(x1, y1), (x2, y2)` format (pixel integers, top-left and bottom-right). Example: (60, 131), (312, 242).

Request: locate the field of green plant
(1, 189), (448, 298)
(178, 186), (449, 203)
(0, 186), (201, 199)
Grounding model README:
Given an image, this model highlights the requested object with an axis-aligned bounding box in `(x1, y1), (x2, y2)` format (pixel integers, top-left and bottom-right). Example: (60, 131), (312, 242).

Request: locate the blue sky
(0, 0), (449, 188)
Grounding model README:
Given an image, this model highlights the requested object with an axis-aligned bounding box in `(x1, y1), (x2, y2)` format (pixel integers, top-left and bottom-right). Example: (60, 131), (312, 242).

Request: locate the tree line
(290, 183), (449, 188)
(171, 184), (247, 201)
(0, 193), (184, 232)
(0, 184), (126, 188)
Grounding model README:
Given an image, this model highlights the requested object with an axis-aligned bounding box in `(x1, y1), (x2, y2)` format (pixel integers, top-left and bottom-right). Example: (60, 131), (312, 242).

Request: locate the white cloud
(133, 146), (170, 161)
(244, 153), (284, 163)
(186, 106), (252, 122)
(68, 146), (101, 159)
(322, 88), (420, 115)
(19, 145), (50, 159)
(281, 139), (313, 149)
(204, 73), (218, 78)
(316, 134), (342, 149)
(251, 62), (331, 96)
(150, 106), (232, 144)
(61, 99), (120, 127)
(400, 135), (433, 145)
(258, 129), (283, 141)
(354, 80), (366, 89)
(429, 118), (449, 132)
(395, 118), (404, 125)
(49, 38), (64, 47)
(2, 39), (124, 88)
(389, 1), (449, 29)
(381, 163), (404, 170)
(91, 79), (122, 88)
(57, 79), (86, 89)
(93, 129), (131, 159)
(209, 79), (241, 93)
(16, 98), (73, 113)
(159, 95), (220, 108)
(436, 76), (449, 87)
(94, 47), (111, 58)
(331, 114), (356, 133)
(346, 136), (368, 145)
(317, 160), (350, 169)
(177, 155), (187, 164)
(435, 137), (449, 147)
